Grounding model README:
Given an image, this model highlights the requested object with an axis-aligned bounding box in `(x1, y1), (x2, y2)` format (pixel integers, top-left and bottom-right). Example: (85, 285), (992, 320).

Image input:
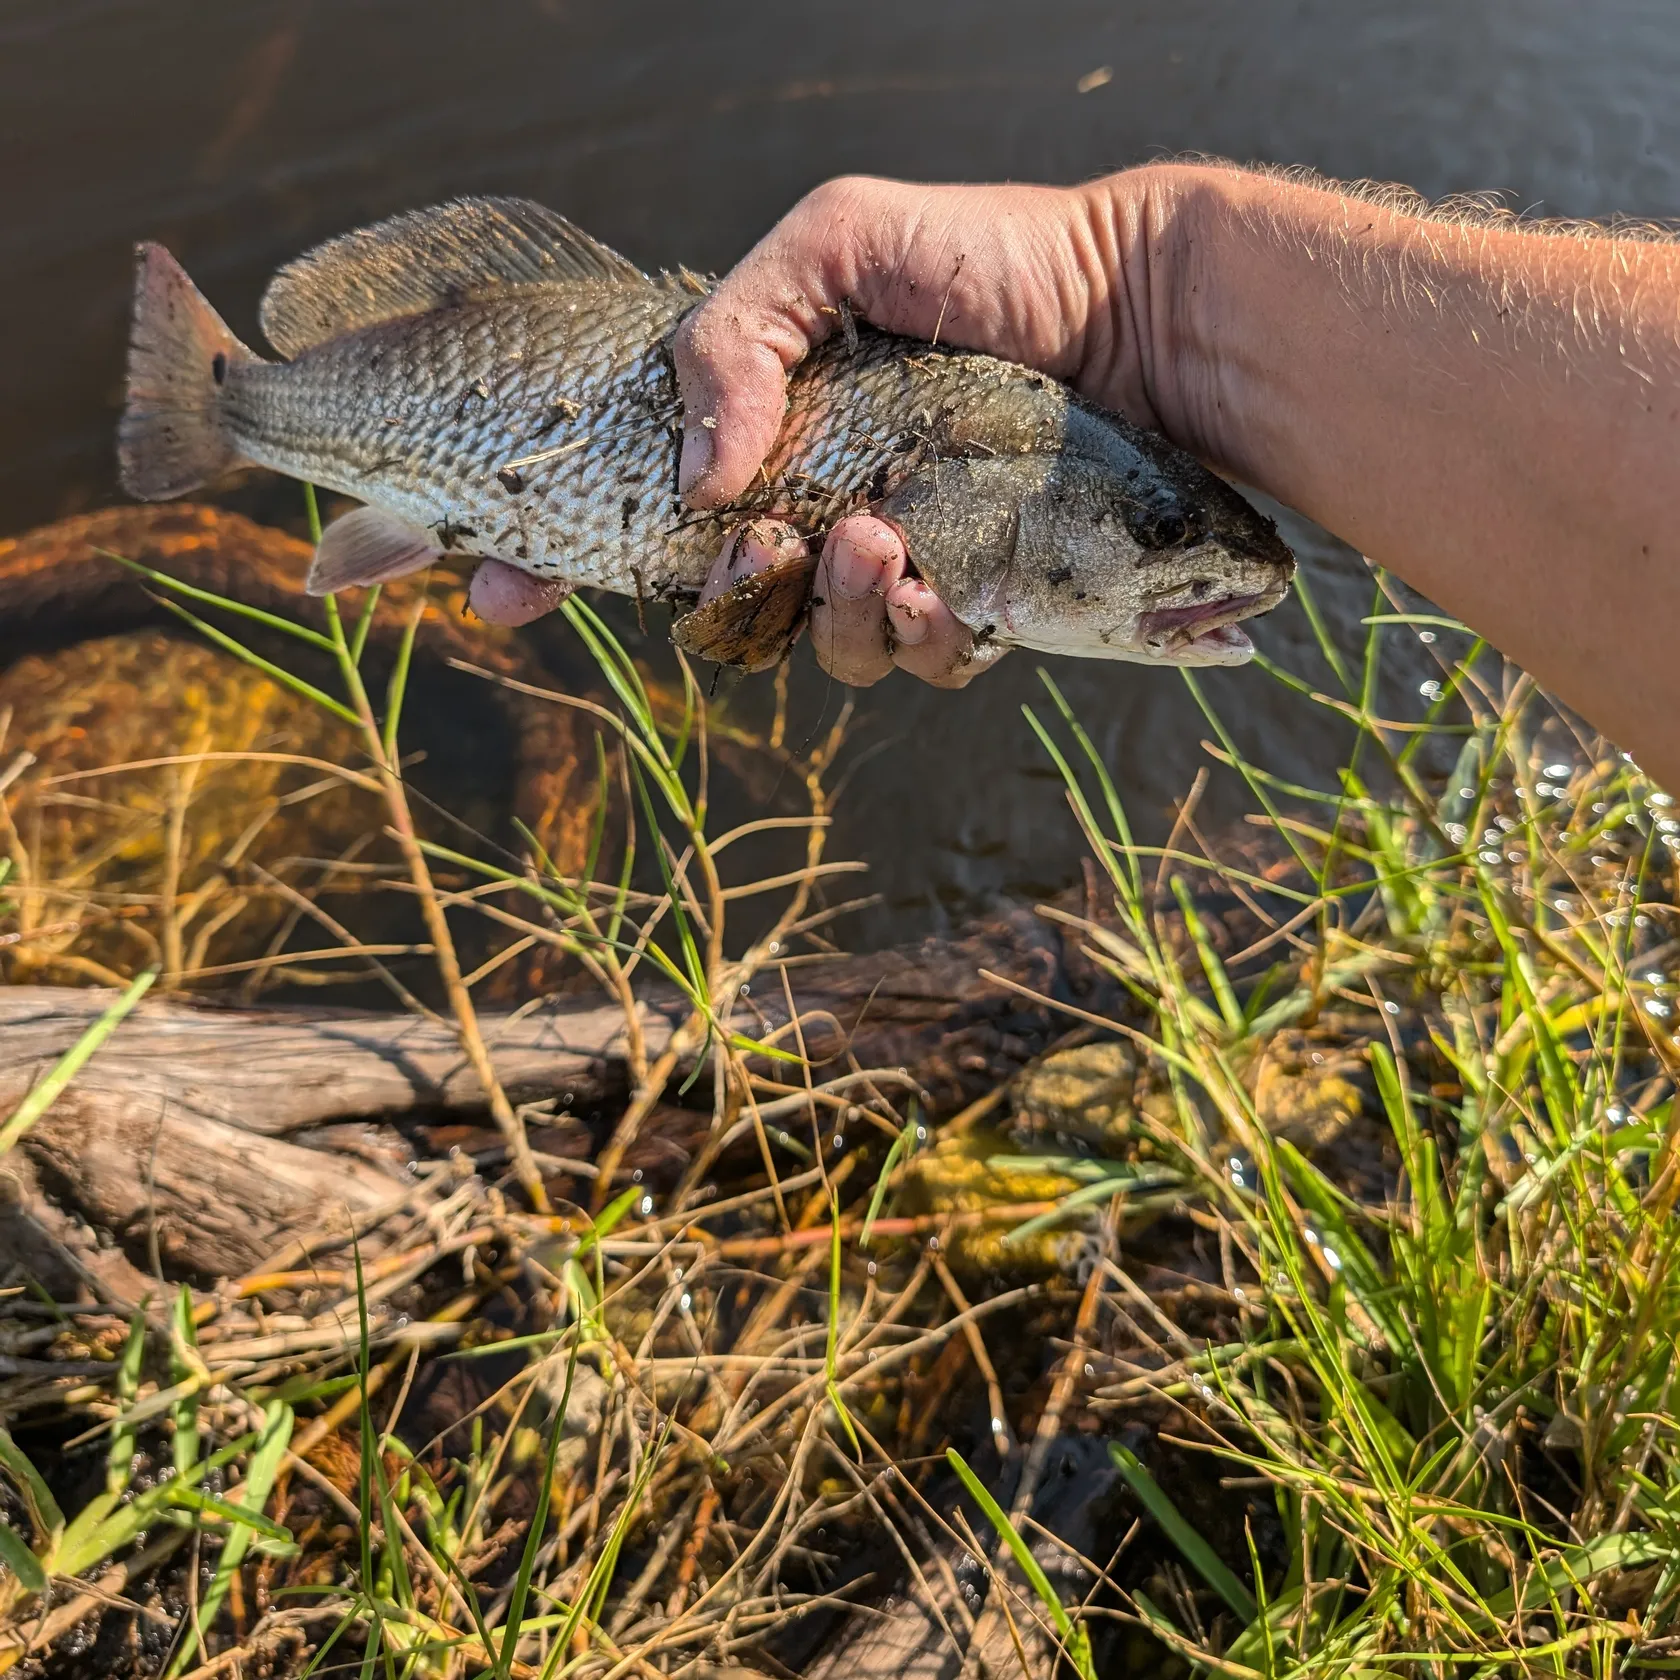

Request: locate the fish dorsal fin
(260, 197), (652, 359)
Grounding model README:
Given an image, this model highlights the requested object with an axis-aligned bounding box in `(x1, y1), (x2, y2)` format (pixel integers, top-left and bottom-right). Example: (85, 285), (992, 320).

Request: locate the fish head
(880, 401), (1295, 667)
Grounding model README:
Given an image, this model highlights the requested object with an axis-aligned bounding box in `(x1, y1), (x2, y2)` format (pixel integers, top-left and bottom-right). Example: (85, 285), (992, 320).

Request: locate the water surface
(4, 0), (1675, 935)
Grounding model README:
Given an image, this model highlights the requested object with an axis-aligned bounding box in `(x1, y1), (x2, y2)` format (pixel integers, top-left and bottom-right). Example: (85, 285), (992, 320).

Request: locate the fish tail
(118, 243), (259, 500)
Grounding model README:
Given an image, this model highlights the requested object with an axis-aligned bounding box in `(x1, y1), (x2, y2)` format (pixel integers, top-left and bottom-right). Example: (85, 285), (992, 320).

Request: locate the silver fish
(118, 197), (1294, 668)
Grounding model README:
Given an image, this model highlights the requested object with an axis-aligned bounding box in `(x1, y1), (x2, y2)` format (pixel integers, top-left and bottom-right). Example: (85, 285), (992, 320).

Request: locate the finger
(884, 578), (1005, 688)
(671, 308), (793, 511)
(697, 517), (807, 606)
(467, 559), (569, 626)
(670, 175), (1114, 510)
(807, 515), (908, 687)
(670, 182), (888, 507)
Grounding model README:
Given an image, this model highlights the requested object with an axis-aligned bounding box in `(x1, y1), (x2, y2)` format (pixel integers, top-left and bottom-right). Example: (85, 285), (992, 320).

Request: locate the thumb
(671, 177), (896, 509)
(669, 174), (1111, 509)
(670, 309), (794, 509)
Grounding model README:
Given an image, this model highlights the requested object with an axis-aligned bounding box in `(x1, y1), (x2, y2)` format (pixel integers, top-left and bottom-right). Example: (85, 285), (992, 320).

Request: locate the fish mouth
(1137, 589), (1281, 664)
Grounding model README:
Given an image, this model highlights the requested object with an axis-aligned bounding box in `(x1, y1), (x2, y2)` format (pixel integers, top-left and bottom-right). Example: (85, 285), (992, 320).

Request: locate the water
(4, 0), (1677, 937)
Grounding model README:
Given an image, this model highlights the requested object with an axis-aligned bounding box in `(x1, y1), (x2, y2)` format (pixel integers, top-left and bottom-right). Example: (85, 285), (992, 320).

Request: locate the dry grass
(0, 545), (1677, 1678)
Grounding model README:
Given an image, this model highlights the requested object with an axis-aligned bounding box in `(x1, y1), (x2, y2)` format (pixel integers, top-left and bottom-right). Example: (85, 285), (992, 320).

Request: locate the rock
(1010, 1038), (1138, 1152)
(1250, 1026), (1368, 1152)
(899, 1130), (1094, 1277)
(530, 1357), (613, 1473)
(1, 630), (376, 982)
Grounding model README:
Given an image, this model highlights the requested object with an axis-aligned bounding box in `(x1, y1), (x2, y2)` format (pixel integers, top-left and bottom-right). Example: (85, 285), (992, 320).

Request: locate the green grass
(1010, 567), (1680, 1674)
(0, 486), (881, 1674)
(1, 530), (1675, 1678)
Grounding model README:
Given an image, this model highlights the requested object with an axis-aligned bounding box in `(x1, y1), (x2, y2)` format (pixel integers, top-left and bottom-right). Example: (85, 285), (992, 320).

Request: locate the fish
(118, 197), (1294, 670)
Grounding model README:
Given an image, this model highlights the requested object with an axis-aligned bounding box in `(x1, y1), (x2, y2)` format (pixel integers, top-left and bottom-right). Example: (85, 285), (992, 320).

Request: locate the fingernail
(677, 425), (713, 497)
(886, 582), (934, 644)
(827, 534), (886, 601)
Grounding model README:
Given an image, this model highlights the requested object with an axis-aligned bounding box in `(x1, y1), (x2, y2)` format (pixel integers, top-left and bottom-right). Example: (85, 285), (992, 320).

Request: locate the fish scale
(119, 196), (1294, 669)
(226, 284), (926, 594)
(254, 293), (948, 589)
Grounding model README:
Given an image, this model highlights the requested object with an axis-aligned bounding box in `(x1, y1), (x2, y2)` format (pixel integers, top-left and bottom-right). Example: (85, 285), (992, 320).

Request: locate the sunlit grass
(1003, 566), (1680, 1673)
(0, 484), (888, 1675)
(0, 536), (1675, 1677)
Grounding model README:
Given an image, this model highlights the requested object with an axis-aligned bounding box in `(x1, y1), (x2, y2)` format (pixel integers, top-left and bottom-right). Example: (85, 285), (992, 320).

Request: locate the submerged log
(0, 909), (1089, 1289)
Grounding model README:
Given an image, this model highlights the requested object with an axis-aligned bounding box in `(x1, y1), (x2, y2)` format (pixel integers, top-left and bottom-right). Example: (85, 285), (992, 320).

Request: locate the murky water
(4, 0), (1677, 937)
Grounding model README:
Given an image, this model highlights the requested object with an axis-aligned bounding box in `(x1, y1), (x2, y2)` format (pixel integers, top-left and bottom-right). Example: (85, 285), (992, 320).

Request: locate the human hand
(460, 519), (984, 689)
(689, 511), (990, 687)
(668, 174), (1178, 684)
(471, 169), (1195, 672)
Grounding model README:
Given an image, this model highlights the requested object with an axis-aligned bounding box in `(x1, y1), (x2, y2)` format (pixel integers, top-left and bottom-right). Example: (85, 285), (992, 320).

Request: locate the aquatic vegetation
(0, 530), (1675, 1676)
(1015, 572), (1680, 1672)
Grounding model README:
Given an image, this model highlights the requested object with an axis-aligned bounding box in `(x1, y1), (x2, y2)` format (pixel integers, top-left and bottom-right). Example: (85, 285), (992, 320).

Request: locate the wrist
(1073, 163), (1261, 471)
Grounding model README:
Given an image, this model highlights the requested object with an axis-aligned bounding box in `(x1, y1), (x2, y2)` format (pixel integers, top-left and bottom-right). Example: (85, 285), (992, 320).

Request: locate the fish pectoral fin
(306, 506), (443, 596)
(670, 553), (817, 671)
(260, 198), (653, 359)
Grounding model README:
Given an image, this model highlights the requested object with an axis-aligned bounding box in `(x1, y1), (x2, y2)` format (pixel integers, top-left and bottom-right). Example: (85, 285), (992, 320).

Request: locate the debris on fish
(118, 197), (1295, 670)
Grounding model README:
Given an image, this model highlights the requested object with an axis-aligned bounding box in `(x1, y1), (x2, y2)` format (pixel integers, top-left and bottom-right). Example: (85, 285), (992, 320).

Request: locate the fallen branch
(0, 909), (1083, 1286)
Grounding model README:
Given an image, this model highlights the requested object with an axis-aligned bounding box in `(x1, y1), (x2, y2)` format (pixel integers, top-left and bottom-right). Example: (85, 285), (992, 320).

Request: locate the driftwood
(0, 985), (679, 1294)
(0, 910), (1090, 1291)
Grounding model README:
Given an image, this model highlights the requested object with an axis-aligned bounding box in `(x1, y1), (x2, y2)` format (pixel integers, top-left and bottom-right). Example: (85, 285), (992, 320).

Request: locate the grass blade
(149, 594), (361, 725)
(946, 1447), (1097, 1679)
(163, 1400), (295, 1679)
(0, 1520), (47, 1595)
(0, 1430), (64, 1539)
(1109, 1443), (1259, 1621)
(97, 548), (338, 652)
(860, 1105), (920, 1248)
(170, 1285), (202, 1478)
(0, 968), (158, 1155)
(826, 1192), (862, 1458)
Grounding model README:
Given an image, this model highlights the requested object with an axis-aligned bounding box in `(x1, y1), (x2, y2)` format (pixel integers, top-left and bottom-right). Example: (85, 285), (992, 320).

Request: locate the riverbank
(1, 511), (1676, 1676)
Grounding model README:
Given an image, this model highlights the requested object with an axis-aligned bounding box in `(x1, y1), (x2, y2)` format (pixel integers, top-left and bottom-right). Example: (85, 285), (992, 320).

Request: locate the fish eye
(1125, 502), (1194, 550)
(211, 351), (228, 386)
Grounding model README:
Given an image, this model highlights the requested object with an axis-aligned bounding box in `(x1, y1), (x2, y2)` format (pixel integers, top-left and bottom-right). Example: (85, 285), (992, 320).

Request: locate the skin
(471, 164), (1680, 787)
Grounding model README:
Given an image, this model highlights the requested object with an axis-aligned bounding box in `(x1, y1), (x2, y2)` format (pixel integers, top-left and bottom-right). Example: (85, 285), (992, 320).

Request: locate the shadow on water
(3, 0), (1678, 938)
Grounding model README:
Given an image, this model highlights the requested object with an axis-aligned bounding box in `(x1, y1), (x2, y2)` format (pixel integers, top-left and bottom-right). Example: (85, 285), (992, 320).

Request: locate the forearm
(1116, 163), (1680, 788)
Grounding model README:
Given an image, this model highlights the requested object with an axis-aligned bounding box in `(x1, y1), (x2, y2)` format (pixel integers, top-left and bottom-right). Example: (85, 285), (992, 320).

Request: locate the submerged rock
(0, 503), (608, 996)
(1010, 1037), (1138, 1151)
(1251, 1026), (1368, 1151)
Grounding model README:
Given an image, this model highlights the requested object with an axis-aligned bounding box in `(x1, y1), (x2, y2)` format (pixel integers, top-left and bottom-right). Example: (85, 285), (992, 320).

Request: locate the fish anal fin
(306, 506), (443, 596)
(670, 554), (816, 671)
(260, 197), (653, 359)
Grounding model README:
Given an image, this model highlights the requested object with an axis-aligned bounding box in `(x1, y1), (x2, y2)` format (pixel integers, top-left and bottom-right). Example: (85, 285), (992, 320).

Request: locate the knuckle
(803, 175), (866, 216)
(792, 174), (889, 239)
